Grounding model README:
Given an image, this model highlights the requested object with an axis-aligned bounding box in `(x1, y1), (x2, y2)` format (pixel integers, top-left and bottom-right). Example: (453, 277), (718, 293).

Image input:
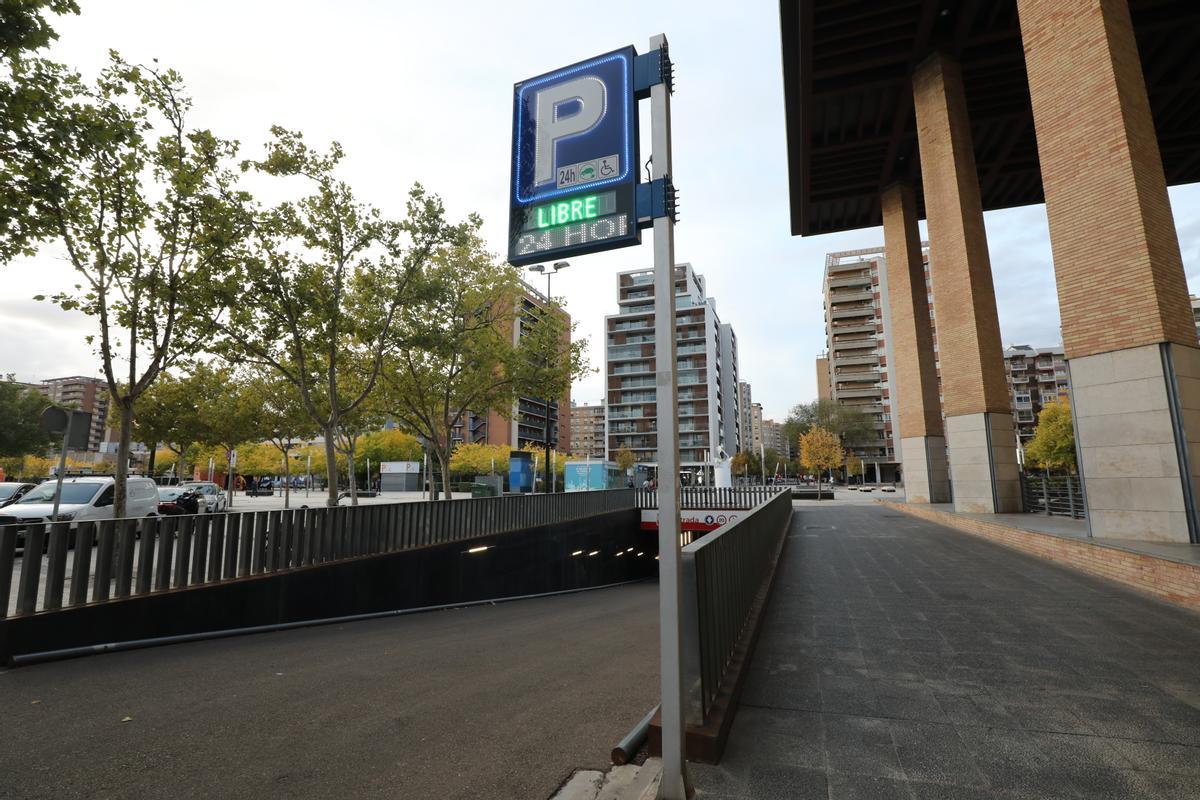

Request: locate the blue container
(509, 451), (533, 493)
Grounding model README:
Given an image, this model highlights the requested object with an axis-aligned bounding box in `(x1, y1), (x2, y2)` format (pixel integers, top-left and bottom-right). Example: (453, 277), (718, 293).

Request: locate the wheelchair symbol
(598, 157), (617, 177)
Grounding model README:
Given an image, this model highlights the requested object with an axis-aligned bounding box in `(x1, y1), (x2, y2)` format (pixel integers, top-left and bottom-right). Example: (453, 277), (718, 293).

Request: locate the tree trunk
(348, 441), (358, 506)
(115, 398), (133, 518)
(440, 454), (452, 500)
(146, 447), (157, 478)
(225, 444), (236, 512)
(323, 430), (339, 507)
(283, 449), (291, 509)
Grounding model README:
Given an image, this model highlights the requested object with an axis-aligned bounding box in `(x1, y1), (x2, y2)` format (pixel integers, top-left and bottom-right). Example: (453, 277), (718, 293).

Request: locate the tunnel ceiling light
(467, 546), (489, 554)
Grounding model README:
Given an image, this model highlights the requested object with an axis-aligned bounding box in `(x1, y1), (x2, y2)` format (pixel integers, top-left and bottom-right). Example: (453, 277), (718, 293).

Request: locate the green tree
(508, 298), (590, 490)
(0, 377), (52, 456)
(614, 446), (636, 473)
(26, 57), (245, 516)
(219, 128), (462, 507)
(799, 426), (844, 500)
(450, 443), (510, 479)
(191, 364), (264, 508)
(1025, 398), (1076, 472)
(788, 400), (874, 451)
(382, 237), (548, 499)
(129, 371), (206, 479)
(0, 1), (79, 260)
(246, 370), (318, 508)
(358, 428), (422, 466)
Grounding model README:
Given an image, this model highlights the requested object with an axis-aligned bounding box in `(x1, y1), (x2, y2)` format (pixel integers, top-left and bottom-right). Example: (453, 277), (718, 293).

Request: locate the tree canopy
(0, 377), (52, 457)
(219, 127), (465, 506)
(1025, 398), (1076, 472)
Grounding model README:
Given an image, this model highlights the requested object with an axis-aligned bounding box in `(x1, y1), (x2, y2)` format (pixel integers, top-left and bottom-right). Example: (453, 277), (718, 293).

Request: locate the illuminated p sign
(509, 47), (639, 266)
(533, 76), (607, 188)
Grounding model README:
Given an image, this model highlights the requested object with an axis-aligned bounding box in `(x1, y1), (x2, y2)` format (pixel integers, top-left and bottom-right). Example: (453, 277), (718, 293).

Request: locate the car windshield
(18, 482), (101, 505)
(0, 484), (24, 499)
(158, 488), (183, 500)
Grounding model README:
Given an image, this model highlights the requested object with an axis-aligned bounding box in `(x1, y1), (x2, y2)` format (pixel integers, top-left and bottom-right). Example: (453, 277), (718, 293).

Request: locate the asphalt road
(0, 582), (660, 800)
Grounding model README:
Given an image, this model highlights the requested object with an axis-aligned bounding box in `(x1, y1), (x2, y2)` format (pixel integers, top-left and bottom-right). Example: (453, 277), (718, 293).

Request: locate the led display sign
(508, 47), (640, 266)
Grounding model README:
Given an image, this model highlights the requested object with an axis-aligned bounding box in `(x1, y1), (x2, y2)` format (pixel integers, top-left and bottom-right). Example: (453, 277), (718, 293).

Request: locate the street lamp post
(527, 260), (569, 493)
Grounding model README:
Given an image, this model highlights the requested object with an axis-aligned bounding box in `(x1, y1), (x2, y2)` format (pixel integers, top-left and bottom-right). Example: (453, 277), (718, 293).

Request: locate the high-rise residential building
(451, 280), (570, 453)
(737, 381), (754, 453)
(819, 244), (1074, 478)
(819, 245), (934, 482)
(604, 263), (738, 473)
(35, 376), (110, 453)
(815, 357), (831, 400)
(1004, 345), (1071, 444)
(719, 324), (742, 456)
(567, 402), (605, 459)
(749, 402), (764, 452)
(1190, 295), (1200, 340)
(761, 419), (791, 459)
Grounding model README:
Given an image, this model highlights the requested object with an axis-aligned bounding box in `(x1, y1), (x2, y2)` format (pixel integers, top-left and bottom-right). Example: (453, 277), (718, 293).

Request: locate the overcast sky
(4, 1), (1199, 422)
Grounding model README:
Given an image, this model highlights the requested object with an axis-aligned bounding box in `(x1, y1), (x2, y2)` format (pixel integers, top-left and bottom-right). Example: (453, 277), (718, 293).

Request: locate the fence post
(43, 522), (70, 611)
(155, 518), (175, 591)
(0, 526), (15, 618)
(136, 518), (157, 595)
(94, 520), (115, 601)
(1067, 475), (1077, 519)
(1041, 475), (1050, 516)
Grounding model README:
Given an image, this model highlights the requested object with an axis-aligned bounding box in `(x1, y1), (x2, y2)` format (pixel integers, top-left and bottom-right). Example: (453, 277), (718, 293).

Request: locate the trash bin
(471, 482), (497, 498)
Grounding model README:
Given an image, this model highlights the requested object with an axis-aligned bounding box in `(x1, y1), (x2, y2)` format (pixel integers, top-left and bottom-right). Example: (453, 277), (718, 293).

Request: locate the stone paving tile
(692, 505), (1200, 800)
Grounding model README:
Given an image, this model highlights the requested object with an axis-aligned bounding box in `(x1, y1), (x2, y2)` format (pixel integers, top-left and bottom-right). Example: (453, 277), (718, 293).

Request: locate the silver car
(178, 481), (227, 513)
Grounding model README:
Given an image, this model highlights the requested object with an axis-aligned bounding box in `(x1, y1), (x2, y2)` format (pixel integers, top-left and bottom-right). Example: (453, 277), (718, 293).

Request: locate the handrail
(0, 490), (637, 619)
(680, 489), (793, 725)
(636, 486), (784, 511)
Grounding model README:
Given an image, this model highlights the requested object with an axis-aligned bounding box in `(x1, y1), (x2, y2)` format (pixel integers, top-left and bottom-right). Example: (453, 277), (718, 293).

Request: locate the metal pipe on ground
(612, 704), (659, 766)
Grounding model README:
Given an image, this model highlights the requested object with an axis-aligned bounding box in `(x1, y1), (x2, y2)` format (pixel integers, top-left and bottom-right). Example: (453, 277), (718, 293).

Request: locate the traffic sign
(508, 47), (640, 265)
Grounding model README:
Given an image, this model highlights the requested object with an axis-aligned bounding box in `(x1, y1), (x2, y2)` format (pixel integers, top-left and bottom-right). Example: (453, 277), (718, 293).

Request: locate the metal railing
(0, 490), (637, 619)
(636, 486), (787, 510)
(681, 489), (793, 725)
(1020, 473), (1085, 519)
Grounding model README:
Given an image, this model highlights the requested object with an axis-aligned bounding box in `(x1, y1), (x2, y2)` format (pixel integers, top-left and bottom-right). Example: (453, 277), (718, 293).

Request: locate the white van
(6, 476), (160, 525)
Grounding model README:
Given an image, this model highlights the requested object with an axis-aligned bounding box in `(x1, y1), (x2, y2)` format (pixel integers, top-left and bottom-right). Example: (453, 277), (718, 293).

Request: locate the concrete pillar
(912, 53), (1020, 514)
(881, 182), (949, 504)
(1018, 0), (1200, 542)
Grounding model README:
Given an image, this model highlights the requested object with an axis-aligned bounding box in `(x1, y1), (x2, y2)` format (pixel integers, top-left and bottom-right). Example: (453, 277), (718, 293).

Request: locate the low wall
(0, 508), (650, 663)
(881, 501), (1200, 611)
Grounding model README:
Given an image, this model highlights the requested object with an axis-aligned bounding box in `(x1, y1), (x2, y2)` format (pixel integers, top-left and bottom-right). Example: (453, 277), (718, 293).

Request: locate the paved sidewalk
(691, 504), (1200, 799)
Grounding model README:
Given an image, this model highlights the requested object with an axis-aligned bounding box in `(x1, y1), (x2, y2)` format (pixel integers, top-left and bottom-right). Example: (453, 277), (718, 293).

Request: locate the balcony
(833, 354), (879, 366)
(828, 273), (872, 289)
(836, 387), (881, 399)
(830, 306), (876, 320)
(830, 323), (876, 336)
(829, 289), (873, 303)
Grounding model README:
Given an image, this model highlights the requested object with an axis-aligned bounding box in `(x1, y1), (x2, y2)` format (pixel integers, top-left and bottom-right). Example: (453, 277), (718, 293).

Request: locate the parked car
(157, 486), (202, 516)
(179, 481), (227, 513)
(7, 476), (160, 549)
(0, 482), (36, 508)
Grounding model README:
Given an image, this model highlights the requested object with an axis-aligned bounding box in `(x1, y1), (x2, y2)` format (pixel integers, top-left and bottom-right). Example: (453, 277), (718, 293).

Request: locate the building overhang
(780, 0), (1200, 236)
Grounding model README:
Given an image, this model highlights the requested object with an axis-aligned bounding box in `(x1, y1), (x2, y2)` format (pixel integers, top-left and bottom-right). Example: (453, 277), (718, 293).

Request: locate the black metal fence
(680, 488), (793, 726)
(636, 486), (784, 510)
(1020, 472), (1085, 519)
(1, 490), (636, 619)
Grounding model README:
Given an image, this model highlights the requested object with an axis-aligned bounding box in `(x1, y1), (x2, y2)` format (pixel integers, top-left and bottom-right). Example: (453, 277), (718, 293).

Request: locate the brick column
(912, 53), (1020, 513)
(1018, 0), (1200, 543)
(881, 183), (949, 503)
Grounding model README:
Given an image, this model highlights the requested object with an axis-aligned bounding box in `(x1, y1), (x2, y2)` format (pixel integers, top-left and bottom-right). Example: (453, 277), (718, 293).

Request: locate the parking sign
(508, 47), (640, 266)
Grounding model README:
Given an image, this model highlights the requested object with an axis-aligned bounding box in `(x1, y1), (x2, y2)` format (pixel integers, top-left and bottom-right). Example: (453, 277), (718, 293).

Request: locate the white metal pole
(649, 32), (690, 800)
(51, 413), (73, 521)
(306, 454), (311, 498)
